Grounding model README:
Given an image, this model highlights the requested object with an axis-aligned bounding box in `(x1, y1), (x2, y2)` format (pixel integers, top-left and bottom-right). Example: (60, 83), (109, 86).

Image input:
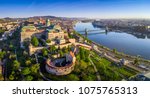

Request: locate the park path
(89, 53), (101, 81)
(34, 54), (51, 81)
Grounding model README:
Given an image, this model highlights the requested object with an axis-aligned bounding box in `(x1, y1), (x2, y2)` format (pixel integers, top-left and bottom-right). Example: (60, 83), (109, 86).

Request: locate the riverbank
(74, 22), (150, 58)
(73, 26), (150, 72)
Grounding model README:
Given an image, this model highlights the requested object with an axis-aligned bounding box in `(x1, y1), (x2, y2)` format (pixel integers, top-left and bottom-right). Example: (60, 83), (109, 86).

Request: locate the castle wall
(29, 44), (44, 55)
(45, 63), (75, 75)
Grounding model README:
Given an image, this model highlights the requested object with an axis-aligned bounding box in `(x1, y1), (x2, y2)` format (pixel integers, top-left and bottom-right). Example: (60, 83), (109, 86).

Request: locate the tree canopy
(30, 64), (40, 74)
(31, 36), (39, 47)
(12, 60), (20, 70)
(42, 48), (48, 57)
(0, 51), (6, 60)
(25, 75), (33, 81)
(21, 67), (31, 75)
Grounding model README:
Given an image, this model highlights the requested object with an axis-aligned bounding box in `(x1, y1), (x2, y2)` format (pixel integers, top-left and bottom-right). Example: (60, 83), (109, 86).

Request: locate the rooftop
(21, 26), (36, 32)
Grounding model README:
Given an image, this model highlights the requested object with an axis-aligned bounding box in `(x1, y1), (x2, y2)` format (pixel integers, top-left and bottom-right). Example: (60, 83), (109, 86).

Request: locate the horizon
(1, 15), (150, 20)
(0, 0), (150, 19)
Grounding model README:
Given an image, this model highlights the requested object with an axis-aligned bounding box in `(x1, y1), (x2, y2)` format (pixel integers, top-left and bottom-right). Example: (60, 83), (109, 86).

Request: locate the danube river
(74, 22), (150, 60)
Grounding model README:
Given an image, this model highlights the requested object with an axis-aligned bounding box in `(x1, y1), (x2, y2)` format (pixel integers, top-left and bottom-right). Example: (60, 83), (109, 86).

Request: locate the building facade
(46, 25), (68, 40)
(20, 26), (38, 48)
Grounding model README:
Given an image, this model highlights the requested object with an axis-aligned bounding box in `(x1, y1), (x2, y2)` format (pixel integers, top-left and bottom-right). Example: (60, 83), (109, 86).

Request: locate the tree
(9, 44), (15, 51)
(25, 60), (32, 66)
(0, 29), (5, 33)
(25, 75), (33, 81)
(0, 51), (6, 60)
(84, 57), (90, 62)
(13, 60), (20, 70)
(62, 47), (67, 53)
(49, 45), (57, 53)
(30, 64), (40, 74)
(46, 39), (51, 43)
(80, 60), (88, 70)
(68, 33), (73, 38)
(9, 74), (14, 81)
(82, 75), (95, 81)
(67, 46), (71, 51)
(9, 54), (16, 60)
(59, 50), (63, 57)
(21, 67), (31, 75)
(42, 48), (48, 57)
(67, 74), (79, 81)
(80, 48), (85, 60)
(86, 66), (95, 74)
(31, 36), (39, 47)
(0, 29), (5, 37)
(23, 51), (29, 57)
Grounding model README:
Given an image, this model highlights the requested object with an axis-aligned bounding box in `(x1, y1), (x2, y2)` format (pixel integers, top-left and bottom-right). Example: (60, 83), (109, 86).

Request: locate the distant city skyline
(0, 0), (150, 19)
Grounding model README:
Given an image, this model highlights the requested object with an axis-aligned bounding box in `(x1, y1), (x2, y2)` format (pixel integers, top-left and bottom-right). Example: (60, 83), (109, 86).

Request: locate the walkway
(89, 53), (101, 81)
(34, 54), (51, 81)
(92, 42), (145, 73)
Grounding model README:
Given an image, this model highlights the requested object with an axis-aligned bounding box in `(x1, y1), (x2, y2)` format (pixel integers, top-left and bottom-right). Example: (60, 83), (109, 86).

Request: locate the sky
(0, 0), (150, 19)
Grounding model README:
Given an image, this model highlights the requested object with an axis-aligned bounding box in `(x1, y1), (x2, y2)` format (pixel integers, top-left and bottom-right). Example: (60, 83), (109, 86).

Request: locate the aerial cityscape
(0, 0), (150, 81)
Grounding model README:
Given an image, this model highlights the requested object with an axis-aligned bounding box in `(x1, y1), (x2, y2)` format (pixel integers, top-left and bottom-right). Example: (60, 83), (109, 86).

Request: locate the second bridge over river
(77, 27), (109, 35)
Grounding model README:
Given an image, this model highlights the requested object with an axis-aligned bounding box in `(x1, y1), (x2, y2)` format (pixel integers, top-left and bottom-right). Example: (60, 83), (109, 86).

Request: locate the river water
(74, 22), (150, 60)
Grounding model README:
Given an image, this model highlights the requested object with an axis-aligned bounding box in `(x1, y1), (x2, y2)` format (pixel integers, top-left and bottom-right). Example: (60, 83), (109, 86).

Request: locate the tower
(85, 28), (88, 37)
(46, 19), (51, 27)
(105, 26), (109, 33)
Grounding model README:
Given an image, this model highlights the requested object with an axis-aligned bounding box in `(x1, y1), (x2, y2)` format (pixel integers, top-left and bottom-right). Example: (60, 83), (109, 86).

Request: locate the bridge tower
(105, 26), (109, 33)
(85, 28), (88, 36)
